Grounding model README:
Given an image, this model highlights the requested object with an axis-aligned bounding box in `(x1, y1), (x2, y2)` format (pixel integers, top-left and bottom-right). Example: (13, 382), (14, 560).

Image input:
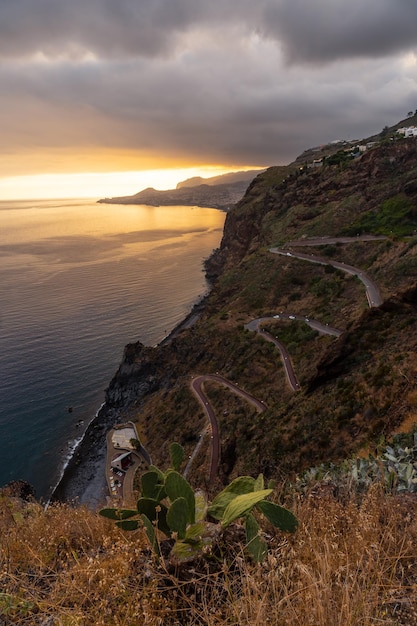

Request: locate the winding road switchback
(269, 247), (383, 307)
(284, 235), (387, 247)
(245, 315), (343, 392)
(246, 314), (342, 338)
(191, 374), (267, 481)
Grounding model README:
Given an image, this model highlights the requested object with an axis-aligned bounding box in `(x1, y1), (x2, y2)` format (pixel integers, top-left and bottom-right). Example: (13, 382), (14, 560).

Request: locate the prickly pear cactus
(100, 445), (298, 564)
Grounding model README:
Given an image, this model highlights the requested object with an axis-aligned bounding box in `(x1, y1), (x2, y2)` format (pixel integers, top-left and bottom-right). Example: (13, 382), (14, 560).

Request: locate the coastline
(49, 295), (209, 507)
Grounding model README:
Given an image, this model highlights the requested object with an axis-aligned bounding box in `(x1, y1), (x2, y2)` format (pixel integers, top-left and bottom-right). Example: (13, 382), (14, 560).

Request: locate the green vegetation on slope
(343, 193), (417, 237)
(2, 135), (417, 626)
(106, 141), (417, 494)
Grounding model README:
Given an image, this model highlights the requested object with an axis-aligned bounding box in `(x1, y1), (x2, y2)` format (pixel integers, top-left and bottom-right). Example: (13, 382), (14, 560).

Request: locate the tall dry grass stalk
(1, 485), (416, 625)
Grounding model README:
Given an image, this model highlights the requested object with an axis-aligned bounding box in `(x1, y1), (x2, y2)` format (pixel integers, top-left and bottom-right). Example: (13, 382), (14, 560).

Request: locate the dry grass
(1, 484), (416, 625)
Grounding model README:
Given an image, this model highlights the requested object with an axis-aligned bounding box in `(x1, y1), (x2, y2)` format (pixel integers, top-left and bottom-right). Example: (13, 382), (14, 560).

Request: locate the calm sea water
(0, 198), (225, 501)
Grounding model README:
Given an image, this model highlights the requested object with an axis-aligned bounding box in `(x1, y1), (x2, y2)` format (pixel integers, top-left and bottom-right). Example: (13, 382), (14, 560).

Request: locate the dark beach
(50, 404), (120, 507)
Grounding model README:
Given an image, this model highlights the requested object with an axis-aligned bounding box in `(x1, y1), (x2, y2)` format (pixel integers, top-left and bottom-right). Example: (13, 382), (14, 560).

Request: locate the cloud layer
(1, 0), (417, 176)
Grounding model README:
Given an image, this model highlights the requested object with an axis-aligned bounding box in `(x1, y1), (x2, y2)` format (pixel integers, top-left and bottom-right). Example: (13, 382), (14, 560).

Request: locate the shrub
(100, 443), (298, 564)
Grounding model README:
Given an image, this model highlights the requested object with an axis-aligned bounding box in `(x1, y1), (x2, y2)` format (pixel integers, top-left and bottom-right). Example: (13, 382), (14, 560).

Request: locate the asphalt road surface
(191, 374), (266, 481)
(269, 246), (382, 307)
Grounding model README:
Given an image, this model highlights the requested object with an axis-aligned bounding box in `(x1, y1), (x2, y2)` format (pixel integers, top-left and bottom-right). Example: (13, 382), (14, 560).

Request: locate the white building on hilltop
(397, 126), (417, 137)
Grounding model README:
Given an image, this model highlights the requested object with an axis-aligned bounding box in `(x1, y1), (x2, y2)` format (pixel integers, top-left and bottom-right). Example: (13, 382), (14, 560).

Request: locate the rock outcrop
(105, 342), (160, 407)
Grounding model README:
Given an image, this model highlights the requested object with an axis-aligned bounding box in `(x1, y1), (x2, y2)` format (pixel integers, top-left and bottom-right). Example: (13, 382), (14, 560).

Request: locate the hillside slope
(3, 136), (417, 626)
(95, 138), (417, 489)
(176, 169), (264, 188)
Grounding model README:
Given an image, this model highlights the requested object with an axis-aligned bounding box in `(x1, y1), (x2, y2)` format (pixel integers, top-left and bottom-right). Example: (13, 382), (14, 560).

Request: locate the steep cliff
(207, 138), (417, 277)
(100, 138), (417, 486)
(57, 138), (417, 501)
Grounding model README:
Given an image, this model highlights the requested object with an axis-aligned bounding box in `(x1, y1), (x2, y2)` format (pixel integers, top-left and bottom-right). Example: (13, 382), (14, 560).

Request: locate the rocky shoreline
(49, 404), (121, 507)
(49, 296), (209, 507)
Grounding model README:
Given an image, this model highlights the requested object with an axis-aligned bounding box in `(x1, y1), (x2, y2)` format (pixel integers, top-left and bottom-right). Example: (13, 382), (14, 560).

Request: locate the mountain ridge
(97, 170), (266, 210)
(175, 169), (265, 188)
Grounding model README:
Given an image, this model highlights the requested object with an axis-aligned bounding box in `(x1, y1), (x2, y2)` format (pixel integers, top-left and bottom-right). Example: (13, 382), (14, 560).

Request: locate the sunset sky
(1, 0), (417, 199)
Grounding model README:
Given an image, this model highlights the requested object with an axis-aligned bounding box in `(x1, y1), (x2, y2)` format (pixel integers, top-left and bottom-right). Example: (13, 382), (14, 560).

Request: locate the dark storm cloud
(0, 0), (188, 58)
(262, 0), (417, 63)
(1, 0), (416, 63)
(0, 0), (259, 59)
(1, 0), (417, 173)
(1, 48), (405, 167)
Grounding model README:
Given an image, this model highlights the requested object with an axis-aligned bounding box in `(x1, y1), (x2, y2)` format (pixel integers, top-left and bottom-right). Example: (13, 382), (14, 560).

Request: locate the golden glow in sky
(0, 166), (246, 201)
(0, 0), (414, 205)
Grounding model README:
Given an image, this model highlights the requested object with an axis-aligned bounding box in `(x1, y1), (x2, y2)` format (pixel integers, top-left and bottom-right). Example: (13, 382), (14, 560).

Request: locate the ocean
(0, 198), (225, 501)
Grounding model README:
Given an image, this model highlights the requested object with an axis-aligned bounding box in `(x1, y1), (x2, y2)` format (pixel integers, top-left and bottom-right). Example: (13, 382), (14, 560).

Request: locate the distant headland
(97, 169), (265, 211)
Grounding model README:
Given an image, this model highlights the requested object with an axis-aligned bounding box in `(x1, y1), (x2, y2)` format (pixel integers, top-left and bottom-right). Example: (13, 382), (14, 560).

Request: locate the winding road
(190, 374), (267, 481)
(283, 235), (387, 247)
(107, 236), (385, 492)
(184, 238), (384, 481)
(269, 247), (383, 308)
(245, 315), (343, 391)
(191, 237), (384, 480)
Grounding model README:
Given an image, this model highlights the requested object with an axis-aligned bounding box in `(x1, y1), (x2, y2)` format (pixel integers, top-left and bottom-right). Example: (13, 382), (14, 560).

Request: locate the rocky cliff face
(207, 139), (417, 278)
(105, 342), (160, 407)
(204, 173), (275, 278)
